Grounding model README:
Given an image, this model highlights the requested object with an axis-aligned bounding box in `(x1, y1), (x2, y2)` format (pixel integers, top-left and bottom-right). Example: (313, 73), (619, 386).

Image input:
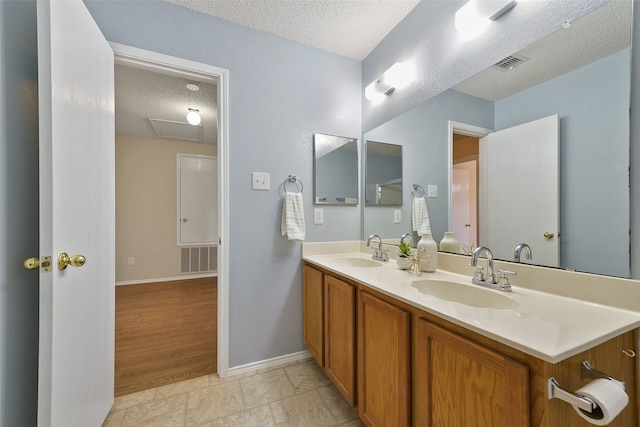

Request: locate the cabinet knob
(622, 349), (636, 358)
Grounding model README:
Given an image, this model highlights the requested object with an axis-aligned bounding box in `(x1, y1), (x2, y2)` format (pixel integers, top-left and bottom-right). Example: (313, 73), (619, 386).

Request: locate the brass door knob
(57, 252), (86, 271)
(543, 231), (555, 239)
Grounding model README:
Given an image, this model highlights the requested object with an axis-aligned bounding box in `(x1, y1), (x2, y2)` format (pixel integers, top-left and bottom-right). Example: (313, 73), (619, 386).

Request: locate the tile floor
(102, 358), (364, 426)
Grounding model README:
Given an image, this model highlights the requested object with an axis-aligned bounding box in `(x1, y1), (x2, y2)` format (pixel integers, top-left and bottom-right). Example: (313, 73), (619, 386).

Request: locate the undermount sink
(334, 257), (383, 268)
(411, 279), (519, 309)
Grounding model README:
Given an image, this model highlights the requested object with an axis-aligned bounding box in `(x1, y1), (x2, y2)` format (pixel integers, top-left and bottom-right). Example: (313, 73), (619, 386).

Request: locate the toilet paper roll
(573, 378), (629, 425)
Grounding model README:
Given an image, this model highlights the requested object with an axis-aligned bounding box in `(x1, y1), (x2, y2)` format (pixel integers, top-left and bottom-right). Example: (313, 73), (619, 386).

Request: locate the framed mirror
(365, 141), (403, 206)
(362, 1), (632, 277)
(313, 133), (359, 205)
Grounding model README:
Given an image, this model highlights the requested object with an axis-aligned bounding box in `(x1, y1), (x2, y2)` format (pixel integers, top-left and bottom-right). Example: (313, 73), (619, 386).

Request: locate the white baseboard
(116, 273), (217, 286)
(227, 350), (312, 377)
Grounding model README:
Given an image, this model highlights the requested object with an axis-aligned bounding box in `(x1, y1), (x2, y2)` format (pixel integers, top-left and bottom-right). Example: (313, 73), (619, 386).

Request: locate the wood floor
(114, 277), (217, 396)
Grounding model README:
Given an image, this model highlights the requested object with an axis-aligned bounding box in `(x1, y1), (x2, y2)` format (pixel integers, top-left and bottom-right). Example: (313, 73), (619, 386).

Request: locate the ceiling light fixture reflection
(365, 62), (416, 104)
(186, 108), (201, 125)
(455, 0), (517, 39)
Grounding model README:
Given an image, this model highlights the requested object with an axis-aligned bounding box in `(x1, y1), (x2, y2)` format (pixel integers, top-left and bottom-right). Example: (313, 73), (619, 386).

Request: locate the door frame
(111, 43), (230, 378)
(447, 121), (492, 241)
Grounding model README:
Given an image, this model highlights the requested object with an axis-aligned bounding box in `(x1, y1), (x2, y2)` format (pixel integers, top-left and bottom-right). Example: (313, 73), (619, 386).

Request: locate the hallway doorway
(112, 44), (230, 393)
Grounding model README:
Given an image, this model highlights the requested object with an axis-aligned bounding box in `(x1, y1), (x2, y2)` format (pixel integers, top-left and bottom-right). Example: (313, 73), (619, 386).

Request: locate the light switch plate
(394, 209), (402, 224)
(314, 208), (324, 225)
(252, 172), (270, 190)
(427, 185), (438, 198)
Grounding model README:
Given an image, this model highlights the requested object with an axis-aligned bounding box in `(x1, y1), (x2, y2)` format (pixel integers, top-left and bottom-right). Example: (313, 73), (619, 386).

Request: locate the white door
(37, 1), (115, 425)
(452, 160), (477, 250)
(178, 154), (218, 245)
(481, 114), (559, 266)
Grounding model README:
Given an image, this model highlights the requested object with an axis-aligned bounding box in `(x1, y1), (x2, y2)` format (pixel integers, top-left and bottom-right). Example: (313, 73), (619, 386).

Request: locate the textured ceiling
(115, 1), (630, 142)
(164, 0), (421, 60)
(115, 65), (218, 144)
(454, 0), (631, 101)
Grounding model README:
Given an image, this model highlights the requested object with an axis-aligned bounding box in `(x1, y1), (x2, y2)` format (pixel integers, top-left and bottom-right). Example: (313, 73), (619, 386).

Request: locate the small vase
(396, 256), (413, 270)
(439, 231), (460, 254)
(416, 233), (438, 272)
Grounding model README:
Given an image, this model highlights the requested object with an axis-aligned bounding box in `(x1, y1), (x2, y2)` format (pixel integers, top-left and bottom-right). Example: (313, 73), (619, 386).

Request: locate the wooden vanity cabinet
(357, 291), (410, 427)
(303, 263), (639, 427)
(302, 264), (324, 365)
(324, 274), (356, 406)
(414, 319), (530, 427)
(302, 264), (357, 406)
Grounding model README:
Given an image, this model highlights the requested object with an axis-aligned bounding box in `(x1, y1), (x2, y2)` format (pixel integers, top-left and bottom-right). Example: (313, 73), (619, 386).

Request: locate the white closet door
(178, 154), (217, 245)
(483, 114), (559, 266)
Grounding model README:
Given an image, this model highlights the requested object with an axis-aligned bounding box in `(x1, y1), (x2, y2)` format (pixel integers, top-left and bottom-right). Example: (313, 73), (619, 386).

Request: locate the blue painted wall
(84, 0), (362, 367)
(0, 0), (40, 424)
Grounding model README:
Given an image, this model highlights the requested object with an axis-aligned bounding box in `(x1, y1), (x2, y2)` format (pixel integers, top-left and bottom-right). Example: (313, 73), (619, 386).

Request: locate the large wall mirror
(363, 1), (632, 278)
(314, 133), (359, 205)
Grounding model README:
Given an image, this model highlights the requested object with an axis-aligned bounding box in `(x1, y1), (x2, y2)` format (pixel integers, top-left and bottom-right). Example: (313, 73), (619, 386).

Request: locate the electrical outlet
(394, 209), (402, 224)
(427, 185), (438, 198)
(314, 208), (324, 225)
(128, 257), (135, 266)
(252, 172), (270, 190)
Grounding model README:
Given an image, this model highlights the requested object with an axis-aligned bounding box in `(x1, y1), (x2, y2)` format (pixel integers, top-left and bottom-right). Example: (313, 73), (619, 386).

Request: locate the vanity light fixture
(455, 0), (517, 39)
(365, 62), (415, 104)
(186, 108), (201, 125)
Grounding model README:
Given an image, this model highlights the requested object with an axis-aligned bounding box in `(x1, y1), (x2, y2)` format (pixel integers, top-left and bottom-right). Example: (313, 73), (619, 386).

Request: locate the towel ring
(284, 175), (303, 193)
(412, 184), (426, 199)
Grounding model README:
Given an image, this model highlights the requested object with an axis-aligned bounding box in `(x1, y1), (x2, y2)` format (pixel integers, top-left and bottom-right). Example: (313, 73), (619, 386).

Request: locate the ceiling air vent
(148, 118), (203, 143)
(493, 54), (529, 71)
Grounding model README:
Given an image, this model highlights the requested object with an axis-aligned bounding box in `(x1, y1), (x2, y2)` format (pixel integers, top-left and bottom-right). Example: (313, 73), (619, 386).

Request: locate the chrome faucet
(514, 243), (532, 263)
(471, 246), (495, 283)
(469, 246), (514, 292)
(400, 233), (413, 246)
(367, 234), (388, 262)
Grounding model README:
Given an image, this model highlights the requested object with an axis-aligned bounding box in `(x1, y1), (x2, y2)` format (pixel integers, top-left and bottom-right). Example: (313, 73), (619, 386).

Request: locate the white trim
(227, 351), (312, 377)
(110, 43), (230, 379)
(116, 273), (217, 287)
(447, 121), (493, 232)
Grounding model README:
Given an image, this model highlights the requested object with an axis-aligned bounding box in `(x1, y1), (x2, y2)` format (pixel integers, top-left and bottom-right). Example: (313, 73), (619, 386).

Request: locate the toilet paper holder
(548, 360), (625, 413)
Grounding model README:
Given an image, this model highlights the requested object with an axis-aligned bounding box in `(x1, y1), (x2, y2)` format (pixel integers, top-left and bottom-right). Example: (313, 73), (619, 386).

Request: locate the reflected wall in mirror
(365, 141), (402, 206)
(363, 1), (632, 278)
(313, 133), (359, 205)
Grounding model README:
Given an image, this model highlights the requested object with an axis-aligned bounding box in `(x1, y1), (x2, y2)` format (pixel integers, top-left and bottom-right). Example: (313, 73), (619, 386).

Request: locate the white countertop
(302, 245), (640, 363)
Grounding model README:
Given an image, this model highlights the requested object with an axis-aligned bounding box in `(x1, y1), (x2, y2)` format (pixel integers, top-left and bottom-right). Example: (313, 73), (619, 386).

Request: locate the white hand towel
(412, 197), (431, 235)
(281, 191), (306, 241)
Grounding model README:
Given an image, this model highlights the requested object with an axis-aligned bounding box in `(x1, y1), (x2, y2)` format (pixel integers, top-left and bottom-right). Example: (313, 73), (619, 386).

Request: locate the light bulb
(187, 109), (201, 125)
